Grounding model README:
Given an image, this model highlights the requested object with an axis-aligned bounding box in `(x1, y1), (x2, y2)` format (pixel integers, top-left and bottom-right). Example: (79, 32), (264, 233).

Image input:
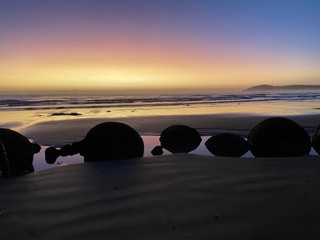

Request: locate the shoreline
(20, 113), (320, 146)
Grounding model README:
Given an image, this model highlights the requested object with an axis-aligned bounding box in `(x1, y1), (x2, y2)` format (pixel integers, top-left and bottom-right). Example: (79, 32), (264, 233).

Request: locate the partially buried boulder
(248, 117), (311, 157)
(45, 122), (144, 163)
(205, 133), (249, 157)
(0, 128), (41, 177)
(311, 124), (320, 155)
(82, 122), (144, 162)
(151, 125), (201, 155)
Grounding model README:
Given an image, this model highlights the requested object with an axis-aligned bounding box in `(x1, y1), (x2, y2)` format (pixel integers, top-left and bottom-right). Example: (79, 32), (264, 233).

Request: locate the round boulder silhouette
(152, 125), (201, 155)
(248, 117), (311, 157)
(82, 122), (144, 162)
(45, 122), (144, 163)
(0, 128), (40, 177)
(205, 133), (249, 157)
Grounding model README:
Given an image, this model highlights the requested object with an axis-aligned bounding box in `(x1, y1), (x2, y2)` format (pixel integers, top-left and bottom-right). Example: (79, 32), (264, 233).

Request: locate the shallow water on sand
(33, 136), (318, 171)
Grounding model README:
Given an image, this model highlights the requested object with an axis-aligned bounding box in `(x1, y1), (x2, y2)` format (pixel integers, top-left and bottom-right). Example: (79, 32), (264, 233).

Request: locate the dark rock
(0, 140), (10, 177)
(50, 112), (82, 116)
(205, 133), (249, 157)
(32, 143), (41, 153)
(0, 128), (41, 176)
(312, 125), (320, 155)
(45, 147), (60, 164)
(156, 125), (201, 154)
(151, 146), (163, 156)
(82, 122), (144, 162)
(45, 122), (144, 163)
(248, 117), (311, 157)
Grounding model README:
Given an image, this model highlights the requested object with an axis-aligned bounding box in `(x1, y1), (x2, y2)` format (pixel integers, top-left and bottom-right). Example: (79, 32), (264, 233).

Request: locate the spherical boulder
(82, 122), (144, 162)
(0, 128), (40, 177)
(45, 122), (144, 163)
(205, 133), (249, 157)
(152, 125), (201, 155)
(248, 117), (311, 157)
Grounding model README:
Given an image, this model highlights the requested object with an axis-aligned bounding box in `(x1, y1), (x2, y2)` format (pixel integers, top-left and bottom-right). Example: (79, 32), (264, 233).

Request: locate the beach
(1, 92), (320, 171)
(2, 153), (320, 239)
(14, 113), (318, 171)
(1, 94), (320, 239)
(20, 113), (320, 146)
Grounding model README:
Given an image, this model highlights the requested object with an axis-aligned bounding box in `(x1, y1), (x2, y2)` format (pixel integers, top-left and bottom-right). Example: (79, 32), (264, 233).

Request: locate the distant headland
(244, 84), (320, 91)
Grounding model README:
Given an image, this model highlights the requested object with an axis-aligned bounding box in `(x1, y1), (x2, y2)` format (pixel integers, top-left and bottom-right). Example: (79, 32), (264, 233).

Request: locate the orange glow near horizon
(1, 1), (319, 92)
(2, 33), (319, 91)
(2, 53), (318, 91)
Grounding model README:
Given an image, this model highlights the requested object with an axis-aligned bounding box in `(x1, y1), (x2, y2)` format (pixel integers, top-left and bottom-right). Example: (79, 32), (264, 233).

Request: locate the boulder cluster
(45, 122), (144, 164)
(1, 117), (319, 178)
(152, 117), (313, 158)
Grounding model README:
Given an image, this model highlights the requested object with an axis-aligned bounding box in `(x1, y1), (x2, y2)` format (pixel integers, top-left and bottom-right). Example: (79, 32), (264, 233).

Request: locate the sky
(1, 0), (319, 92)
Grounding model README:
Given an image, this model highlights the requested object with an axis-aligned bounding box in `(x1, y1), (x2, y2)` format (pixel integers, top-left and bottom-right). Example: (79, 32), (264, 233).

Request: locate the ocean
(1, 91), (320, 131)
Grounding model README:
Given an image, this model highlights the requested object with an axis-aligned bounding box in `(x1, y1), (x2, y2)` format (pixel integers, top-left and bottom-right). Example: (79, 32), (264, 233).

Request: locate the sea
(1, 90), (320, 170)
(1, 90), (320, 130)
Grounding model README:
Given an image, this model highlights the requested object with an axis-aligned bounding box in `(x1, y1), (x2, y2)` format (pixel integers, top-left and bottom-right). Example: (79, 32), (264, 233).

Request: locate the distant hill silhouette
(244, 84), (320, 91)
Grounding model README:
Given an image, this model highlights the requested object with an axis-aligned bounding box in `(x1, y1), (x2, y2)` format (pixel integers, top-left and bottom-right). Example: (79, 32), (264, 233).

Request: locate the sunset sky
(1, 0), (319, 91)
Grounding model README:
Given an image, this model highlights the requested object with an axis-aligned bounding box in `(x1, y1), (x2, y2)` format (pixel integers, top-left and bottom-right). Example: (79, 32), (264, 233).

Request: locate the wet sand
(2, 153), (320, 239)
(20, 113), (320, 146)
